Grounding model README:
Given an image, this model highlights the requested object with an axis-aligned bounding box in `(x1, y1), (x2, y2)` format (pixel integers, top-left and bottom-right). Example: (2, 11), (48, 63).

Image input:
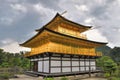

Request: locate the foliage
(0, 49), (30, 70)
(108, 77), (120, 80)
(1, 62), (9, 67)
(0, 73), (14, 79)
(60, 77), (68, 80)
(97, 56), (117, 76)
(44, 78), (54, 80)
(96, 46), (120, 79)
(104, 73), (110, 77)
(109, 47), (120, 65)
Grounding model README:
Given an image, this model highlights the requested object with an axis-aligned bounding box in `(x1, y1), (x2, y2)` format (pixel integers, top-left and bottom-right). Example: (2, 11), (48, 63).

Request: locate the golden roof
(20, 28), (107, 47)
(20, 13), (107, 51)
(36, 13), (92, 33)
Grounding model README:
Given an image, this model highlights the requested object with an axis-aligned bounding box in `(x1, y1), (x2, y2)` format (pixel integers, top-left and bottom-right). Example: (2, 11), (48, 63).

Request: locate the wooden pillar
(70, 55), (72, 72)
(49, 55), (51, 73)
(30, 59), (31, 71)
(84, 57), (86, 72)
(89, 57), (91, 77)
(42, 55), (44, 72)
(61, 54), (62, 73)
(79, 56), (80, 72)
(95, 58), (96, 71)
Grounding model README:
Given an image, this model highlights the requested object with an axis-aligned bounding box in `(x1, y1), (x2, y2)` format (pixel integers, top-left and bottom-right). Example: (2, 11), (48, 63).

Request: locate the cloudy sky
(0, 0), (120, 53)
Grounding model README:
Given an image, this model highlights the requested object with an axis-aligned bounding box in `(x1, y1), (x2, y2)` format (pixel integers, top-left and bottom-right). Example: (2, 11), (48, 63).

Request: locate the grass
(0, 73), (14, 79)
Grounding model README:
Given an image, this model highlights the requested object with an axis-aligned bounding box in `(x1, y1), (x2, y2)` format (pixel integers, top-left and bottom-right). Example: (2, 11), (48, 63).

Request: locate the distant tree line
(96, 46), (120, 65)
(0, 49), (30, 70)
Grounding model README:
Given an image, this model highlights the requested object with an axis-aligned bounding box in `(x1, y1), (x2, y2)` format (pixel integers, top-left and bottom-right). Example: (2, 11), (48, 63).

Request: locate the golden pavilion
(20, 13), (107, 77)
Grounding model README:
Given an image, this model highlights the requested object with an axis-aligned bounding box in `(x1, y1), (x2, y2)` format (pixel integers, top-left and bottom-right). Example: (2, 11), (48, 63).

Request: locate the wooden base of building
(26, 52), (100, 77)
(25, 70), (102, 77)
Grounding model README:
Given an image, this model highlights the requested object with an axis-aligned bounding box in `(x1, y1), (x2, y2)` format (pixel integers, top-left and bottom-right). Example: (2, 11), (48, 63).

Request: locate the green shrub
(104, 73), (110, 77)
(0, 73), (14, 79)
(60, 77), (68, 80)
(44, 77), (54, 80)
(109, 77), (120, 80)
(0, 73), (9, 79)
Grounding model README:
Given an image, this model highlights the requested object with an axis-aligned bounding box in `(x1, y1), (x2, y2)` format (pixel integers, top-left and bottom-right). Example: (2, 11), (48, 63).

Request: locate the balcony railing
(24, 51), (102, 57)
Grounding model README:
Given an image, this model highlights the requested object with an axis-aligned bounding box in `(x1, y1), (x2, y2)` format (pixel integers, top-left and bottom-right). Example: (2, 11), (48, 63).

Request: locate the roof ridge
(36, 13), (92, 32)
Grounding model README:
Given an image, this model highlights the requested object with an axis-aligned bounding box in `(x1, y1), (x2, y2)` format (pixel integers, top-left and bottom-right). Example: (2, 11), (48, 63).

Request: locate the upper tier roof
(36, 13), (92, 33)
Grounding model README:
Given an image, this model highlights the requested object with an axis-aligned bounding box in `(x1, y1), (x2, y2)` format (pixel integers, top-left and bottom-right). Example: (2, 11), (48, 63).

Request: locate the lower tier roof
(20, 28), (107, 47)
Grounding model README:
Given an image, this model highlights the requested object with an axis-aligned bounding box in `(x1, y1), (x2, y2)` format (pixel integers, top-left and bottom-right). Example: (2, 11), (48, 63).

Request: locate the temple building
(20, 13), (107, 77)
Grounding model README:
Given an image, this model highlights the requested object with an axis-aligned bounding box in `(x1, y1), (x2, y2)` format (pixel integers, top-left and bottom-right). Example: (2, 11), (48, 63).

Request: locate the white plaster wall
(91, 66), (96, 71)
(38, 58), (42, 60)
(44, 57), (49, 60)
(80, 61), (84, 66)
(44, 61), (49, 73)
(62, 58), (70, 60)
(51, 57), (60, 60)
(51, 68), (61, 73)
(72, 67), (79, 72)
(62, 61), (70, 66)
(80, 67), (85, 71)
(90, 61), (95, 65)
(38, 61), (42, 72)
(72, 61), (79, 66)
(51, 61), (61, 66)
(62, 67), (71, 72)
(72, 58), (79, 60)
(86, 67), (89, 71)
(86, 61), (89, 66)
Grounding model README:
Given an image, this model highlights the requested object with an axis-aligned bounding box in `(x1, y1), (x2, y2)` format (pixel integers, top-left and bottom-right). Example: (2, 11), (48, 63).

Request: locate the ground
(9, 75), (107, 80)
(82, 78), (107, 80)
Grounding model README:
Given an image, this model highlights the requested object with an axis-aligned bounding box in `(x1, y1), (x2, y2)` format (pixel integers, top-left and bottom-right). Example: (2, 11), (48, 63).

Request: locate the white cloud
(7, 0), (18, 3)
(83, 29), (108, 43)
(84, 17), (95, 24)
(1, 38), (14, 45)
(10, 4), (27, 13)
(1, 41), (30, 53)
(108, 43), (115, 48)
(75, 5), (89, 12)
(33, 3), (57, 25)
(0, 17), (13, 25)
(0, 38), (30, 53)
(33, 3), (56, 16)
(33, 4), (44, 13)
(0, 3), (28, 26)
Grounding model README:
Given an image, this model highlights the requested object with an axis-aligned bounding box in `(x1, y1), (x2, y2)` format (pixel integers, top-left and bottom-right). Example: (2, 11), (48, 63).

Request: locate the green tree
(0, 48), (30, 70)
(109, 47), (120, 65)
(97, 56), (117, 76)
(0, 49), (5, 65)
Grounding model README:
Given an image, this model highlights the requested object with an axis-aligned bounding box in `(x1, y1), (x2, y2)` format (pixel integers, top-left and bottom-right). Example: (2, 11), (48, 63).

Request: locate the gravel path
(9, 75), (42, 80)
(82, 78), (107, 80)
